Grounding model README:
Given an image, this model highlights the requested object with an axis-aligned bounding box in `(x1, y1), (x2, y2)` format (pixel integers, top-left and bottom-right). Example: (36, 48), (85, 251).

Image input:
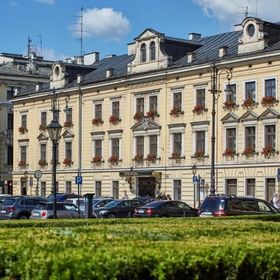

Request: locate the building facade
(12, 17), (280, 205)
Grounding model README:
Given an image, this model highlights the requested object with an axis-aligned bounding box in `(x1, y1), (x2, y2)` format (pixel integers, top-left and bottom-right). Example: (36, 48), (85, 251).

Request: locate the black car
(199, 195), (279, 217)
(47, 193), (81, 202)
(93, 199), (145, 218)
(134, 200), (198, 217)
(0, 196), (48, 219)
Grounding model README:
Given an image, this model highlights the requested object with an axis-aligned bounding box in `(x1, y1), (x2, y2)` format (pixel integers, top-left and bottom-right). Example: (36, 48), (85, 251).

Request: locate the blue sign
(192, 176), (198, 183)
(75, 176), (83, 185)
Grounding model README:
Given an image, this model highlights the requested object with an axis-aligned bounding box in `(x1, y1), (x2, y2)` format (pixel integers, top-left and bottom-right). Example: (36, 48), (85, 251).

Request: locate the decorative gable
(259, 108), (280, 120)
(37, 133), (49, 141)
(131, 118), (161, 131)
(62, 129), (74, 139)
(221, 112), (239, 123)
(240, 110), (258, 122)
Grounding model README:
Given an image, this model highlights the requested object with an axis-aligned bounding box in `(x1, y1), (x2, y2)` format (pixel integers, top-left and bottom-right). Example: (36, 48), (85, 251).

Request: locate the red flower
(192, 104), (206, 114)
(170, 107), (184, 117)
(171, 152), (180, 159)
(133, 112), (144, 121)
(91, 118), (103, 126)
(242, 146), (255, 156)
(223, 148), (235, 157)
(146, 153), (157, 162)
(261, 145), (274, 156)
(261, 96), (276, 106)
(109, 115), (120, 124)
(146, 110), (158, 119)
(63, 158), (73, 166)
(134, 154), (143, 162)
(109, 155), (119, 163)
(194, 150), (205, 158)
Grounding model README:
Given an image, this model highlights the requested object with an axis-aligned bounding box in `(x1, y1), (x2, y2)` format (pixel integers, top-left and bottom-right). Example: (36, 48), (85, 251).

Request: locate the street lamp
(209, 62), (232, 195)
(47, 89), (62, 219)
(191, 164), (197, 207)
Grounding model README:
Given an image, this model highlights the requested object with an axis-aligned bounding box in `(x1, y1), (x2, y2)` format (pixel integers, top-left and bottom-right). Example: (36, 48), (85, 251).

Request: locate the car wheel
(107, 213), (116, 218)
(18, 214), (28, 219)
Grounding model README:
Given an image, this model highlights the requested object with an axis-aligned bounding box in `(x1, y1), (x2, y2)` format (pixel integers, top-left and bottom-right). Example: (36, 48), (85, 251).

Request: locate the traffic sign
(75, 176), (83, 185)
(192, 176), (197, 183)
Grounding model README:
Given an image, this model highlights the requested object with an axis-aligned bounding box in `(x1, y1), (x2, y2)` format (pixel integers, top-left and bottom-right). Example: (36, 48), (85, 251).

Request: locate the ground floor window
(41, 182), (46, 197)
(95, 181), (102, 197)
(266, 178), (275, 201)
(173, 180), (181, 200)
(246, 178), (255, 197)
(66, 181), (72, 193)
(112, 181), (119, 199)
(226, 179), (237, 195)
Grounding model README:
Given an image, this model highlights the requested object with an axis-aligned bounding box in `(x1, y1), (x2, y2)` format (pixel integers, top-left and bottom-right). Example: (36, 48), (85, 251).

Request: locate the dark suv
(0, 196), (48, 219)
(199, 195), (279, 217)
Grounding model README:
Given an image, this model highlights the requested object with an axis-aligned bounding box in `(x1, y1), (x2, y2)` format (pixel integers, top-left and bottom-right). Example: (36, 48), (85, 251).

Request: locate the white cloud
(36, 0), (55, 4)
(41, 48), (67, 61)
(193, 0), (280, 28)
(72, 8), (131, 41)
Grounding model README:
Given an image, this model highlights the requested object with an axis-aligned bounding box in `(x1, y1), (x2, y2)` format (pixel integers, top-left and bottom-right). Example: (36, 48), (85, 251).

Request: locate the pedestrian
(122, 190), (129, 199)
(162, 192), (167, 200)
(271, 192), (280, 209)
(166, 194), (171, 200)
(156, 192), (162, 200)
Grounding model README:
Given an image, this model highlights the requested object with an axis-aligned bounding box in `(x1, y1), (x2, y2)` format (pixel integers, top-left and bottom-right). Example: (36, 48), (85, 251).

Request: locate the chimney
(219, 46), (228, 58)
(188, 33), (201, 41)
(106, 68), (114, 78)
(84, 52), (100, 65)
(35, 84), (41, 91)
(187, 52), (196, 63)
(77, 74), (83, 84)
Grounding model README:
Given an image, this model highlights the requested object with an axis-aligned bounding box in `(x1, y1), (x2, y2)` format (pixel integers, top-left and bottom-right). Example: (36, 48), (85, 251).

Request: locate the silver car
(30, 202), (79, 219)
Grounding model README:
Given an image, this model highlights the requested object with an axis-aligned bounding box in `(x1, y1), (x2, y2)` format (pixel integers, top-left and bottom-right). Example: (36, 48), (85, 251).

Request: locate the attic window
(55, 66), (60, 77)
(247, 24), (255, 37)
(150, 41), (156, 61)
(140, 43), (146, 62)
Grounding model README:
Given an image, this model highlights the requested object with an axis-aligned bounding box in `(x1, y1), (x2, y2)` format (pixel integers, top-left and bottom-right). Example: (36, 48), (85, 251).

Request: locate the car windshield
(144, 201), (165, 208)
(2, 198), (17, 206)
(200, 197), (225, 211)
(47, 194), (64, 201)
(105, 200), (121, 208)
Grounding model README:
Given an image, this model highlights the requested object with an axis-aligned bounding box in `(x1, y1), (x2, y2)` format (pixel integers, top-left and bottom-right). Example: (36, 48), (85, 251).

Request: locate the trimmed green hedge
(0, 216), (280, 279)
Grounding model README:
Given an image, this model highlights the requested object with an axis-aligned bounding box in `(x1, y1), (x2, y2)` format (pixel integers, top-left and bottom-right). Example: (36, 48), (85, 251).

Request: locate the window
(225, 84), (236, 103)
(40, 143), (47, 161)
(149, 96), (157, 112)
(94, 139), (102, 157)
(196, 89), (205, 107)
(20, 146), (27, 162)
(95, 181), (102, 197)
(136, 98), (144, 113)
(65, 181), (72, 193)
(112, 181), (119, 199)
(7, 113), (13, 130)
(136, 136), (144, 156)
(245, 81), (256, 101)
(112, 101), (120, 118)
(265, 78), (276, 97)
(140, 43), (146, 62)
(264, 125), (275, 149)
(111, 138), (119, 158)
(41, 182), (46, 197)
(65, 142), (72, 161)
(246, 179), (255, 197)
(173, 133), (182, 156)
(173, 180), (181, 200)
(95, 104), (102, 119)
(226, 128), (236, 150)
(245, 127), (255, 149)
(66, 108), (72, 123)
(21, 114), (27, 129)
(226, 179), (237, 195)
(266, 178), (275, 201)
(41, 112), (47, 127)
(149, 135), (157, 156)
(149, 41), (156, 61)
(173, 92), (182, 110)
(7, 145), (13, 165)
(196, 131), (205, 153)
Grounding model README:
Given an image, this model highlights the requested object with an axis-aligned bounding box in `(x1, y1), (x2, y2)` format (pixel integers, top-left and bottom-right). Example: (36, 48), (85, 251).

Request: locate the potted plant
(261, 145), (274, 157)
(18, 160), (27, 167)
(63, 158), (73, 166)
(134, 154), (144, 163)
(194, 150), (205, 159)
(242, 98), (255, 109)
(146, 153), (157, 163)
(38, 159), (48, 167)
(109, 115), (120, 125)
(108, 155), (119, 164)
(170, 107), (184, 117)
(18, 127), (28, 134)
(242, 146), (255, 157)
(146, 110), (159, 120)
(223, 148), (235, 158)
(91, 155), (102, 165)
(133, 112), (144, 121)
(63, 121), (74, 128)
(192, 104), (207, 114)
(261, 96), (277, 106)
(171, 152), (180, 159)
(223, 101), (237, 110)
(91, 118), (103, 126)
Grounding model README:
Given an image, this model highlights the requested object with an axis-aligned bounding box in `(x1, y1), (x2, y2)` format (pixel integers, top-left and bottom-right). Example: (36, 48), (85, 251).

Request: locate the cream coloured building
(12, 17), (280, 205)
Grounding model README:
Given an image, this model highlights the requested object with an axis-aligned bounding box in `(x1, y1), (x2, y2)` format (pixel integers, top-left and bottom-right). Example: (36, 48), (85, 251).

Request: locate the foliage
(91, 118), (103, 126)
(146, 153), (157, 162)
(18, 160), (27, 167)
(91, 155), (102, 164)
(242, 146), (255, 157)
(109, 115), (120, 125)
(169, 107), (184, 117)
(63, 121), (74, 128)
(63, 158), (73, 166)
(133, 112), (144, 121)
(38, 159), (48, 167)
(261, 96), (277, 106)
(223, 148), (235, 157)
(134, 154), (144, 162)
(146, 110), (158, 119)
(18, 126), (28, 134)
(192, 104), (207, 114)
(0, 217), (280, 279)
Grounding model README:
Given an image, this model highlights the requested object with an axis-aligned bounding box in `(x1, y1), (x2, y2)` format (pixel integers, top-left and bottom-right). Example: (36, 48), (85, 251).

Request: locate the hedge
(0, 216), (279, 279)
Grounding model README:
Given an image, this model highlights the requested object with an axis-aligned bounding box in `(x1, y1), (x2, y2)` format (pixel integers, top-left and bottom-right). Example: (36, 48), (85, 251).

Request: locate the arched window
(140, 43), (146, 62)
(149, 41), (156, 61)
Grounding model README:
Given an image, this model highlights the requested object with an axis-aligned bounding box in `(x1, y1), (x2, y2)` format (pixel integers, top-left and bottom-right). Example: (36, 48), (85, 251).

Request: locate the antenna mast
(80, 7), (84, 60)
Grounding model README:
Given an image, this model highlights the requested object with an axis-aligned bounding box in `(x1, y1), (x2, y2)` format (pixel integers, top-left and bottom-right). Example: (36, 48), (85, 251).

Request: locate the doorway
(137, 177), (156, 197)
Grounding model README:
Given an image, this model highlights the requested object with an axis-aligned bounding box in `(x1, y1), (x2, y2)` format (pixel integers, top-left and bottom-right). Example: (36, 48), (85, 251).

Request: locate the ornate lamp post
(209, 62), (232, 195)
(191, 164), (197, 207)
(47, 89), (62, 219)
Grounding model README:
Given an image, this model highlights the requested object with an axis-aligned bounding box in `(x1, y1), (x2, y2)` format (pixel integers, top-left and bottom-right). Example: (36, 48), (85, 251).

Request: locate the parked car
(199, 195), (280, 217)
(80, 198), (115, 213)
(93, 199), (145, 218)
(132, 196), (155, 204)
(134, 200), (198, 217)
(47, 193), (82, 202)
(0, 195), (12, 206)
(30, 202), (79, 219)
(64, 197), (84, 207)
(0, 196), (48, 219)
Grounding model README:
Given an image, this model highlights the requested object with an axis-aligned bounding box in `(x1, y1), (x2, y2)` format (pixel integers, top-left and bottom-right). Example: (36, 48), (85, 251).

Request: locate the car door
(64, 203), (78, 218)
(176, 201), (196, 217)
(116, 201), (132, 217)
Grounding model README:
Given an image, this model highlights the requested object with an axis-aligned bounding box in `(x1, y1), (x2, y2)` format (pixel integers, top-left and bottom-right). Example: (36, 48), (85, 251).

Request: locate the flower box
(194, 150), (205, 159)
(108, 155), (119, 164)
(18, 160), (27, 167)
(223, 148), (236, 158)
(146, 110), (159, 120)
(91, 155), (103, 165)
(171, 152), (180, 160)
(261, 96), (278, 107)
(223, 101), (238, 110)
(63, 121), (74, 128)
(242, 98), (257, 109)
(18, 127), (28, 134)
(133, 112), (144, 121)
(91, 118), (103, 126)
(192, 105), (207, 114)
(146, 153), (157, 163)
(134, 154), (144, 163)
(38, 159), (48, 167)
(170, 107), (184, 117)
(242, 146), (255, 157)
(63, 158), (73, 166)
(109, 115), (121, 125)
(261, 145), (277, 158)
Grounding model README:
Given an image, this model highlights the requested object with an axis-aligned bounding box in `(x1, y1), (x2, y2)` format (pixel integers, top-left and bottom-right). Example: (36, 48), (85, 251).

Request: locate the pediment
(37, 133), (49, 141)
(259, 108), (280, 120)
(134, 28), (163, 41)
(240, 110), (258, 122)
(221, 112), (239, 123)
(61, 129), (74, 138)
(131, 118), (161, 131)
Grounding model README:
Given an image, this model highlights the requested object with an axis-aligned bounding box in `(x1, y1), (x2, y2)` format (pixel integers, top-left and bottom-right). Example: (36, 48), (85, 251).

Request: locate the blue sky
(1, 0), (279, 61)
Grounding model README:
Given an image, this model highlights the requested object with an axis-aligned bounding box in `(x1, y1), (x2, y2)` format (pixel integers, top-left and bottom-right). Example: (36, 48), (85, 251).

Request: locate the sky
(1, 0), (280, 61)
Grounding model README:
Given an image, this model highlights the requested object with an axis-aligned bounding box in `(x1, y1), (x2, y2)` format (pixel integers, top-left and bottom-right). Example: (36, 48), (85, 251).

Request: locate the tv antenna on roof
(236, 3), (257, 19)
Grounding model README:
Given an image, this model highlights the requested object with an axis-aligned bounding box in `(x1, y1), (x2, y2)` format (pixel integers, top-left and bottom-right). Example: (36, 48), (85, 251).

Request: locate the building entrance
(138, 177), (156, 197)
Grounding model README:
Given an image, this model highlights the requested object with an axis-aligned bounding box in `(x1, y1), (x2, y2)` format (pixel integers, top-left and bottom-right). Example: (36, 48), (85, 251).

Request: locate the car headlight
(99, 210), (108, 215)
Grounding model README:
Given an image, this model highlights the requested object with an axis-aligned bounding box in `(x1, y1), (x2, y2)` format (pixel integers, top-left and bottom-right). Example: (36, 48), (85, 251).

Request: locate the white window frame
(244, 80), (257, 101)
(263, 77), (277, 98)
